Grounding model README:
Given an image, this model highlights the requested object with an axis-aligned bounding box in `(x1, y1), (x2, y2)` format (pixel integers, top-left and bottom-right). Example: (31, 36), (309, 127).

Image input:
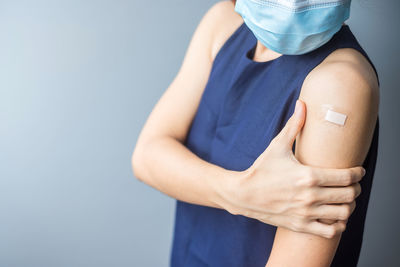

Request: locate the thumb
(275, 99), (306, 149)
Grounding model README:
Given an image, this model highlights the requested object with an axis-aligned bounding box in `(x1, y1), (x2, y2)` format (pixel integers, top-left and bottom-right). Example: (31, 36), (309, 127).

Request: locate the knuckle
(325, 227), (336, 239)
(305, 175), (317, 188)
(346, 188), (356, 202)
(351, 185), (359, 199)
(294, 220), (305, 232)
(349, 201), (356, 213)
(306, 190), (318, 205)
(341, 205), (352, 219)
(300, 207), (311, 219)
(302, 191), (316, 206)
(344, 171), (353, 185)
(301, 167), (316, 187)
(340, 221), (347, 232)
(317, 207), (328, 220)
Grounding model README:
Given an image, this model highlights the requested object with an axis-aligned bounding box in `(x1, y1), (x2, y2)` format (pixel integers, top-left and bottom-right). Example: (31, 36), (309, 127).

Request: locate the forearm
(266, 228), (342, 267)
(132, 135), (238, 209)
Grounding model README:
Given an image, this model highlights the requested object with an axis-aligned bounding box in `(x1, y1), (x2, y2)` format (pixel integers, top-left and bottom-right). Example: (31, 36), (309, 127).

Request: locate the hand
(219, 100), (365, 238)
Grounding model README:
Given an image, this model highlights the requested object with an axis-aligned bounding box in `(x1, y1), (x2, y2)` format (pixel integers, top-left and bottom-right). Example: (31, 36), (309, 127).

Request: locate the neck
(253, 40), (282, 62)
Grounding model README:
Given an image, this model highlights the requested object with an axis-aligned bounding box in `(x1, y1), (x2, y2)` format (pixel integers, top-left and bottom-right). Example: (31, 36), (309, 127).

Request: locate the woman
(132, 0), (379, 266)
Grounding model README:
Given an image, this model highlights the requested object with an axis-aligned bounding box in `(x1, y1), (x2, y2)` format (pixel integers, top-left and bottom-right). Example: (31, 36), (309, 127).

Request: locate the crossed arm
(265, 52), (380, 266)
(131, 1), (379, 265)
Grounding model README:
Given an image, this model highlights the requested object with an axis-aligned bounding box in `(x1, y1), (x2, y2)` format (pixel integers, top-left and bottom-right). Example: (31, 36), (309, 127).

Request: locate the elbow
(131, 143), (146, 183)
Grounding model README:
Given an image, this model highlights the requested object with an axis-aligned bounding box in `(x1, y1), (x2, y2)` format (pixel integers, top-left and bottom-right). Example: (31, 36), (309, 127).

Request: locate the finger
(314, 183), (361, 204)
(309, 201), (356, 221)
(311, 166), (366, 186)
(273, 99), (306, 149)
(303, 219), (347, 239)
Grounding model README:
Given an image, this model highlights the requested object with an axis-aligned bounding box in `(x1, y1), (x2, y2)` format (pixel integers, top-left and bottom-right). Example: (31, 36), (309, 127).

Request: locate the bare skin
(265, 51), (379, 266)
(131, 1), (372, 254)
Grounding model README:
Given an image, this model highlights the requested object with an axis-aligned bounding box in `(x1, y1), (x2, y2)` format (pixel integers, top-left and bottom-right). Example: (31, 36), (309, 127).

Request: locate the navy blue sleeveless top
(170, 22), (379, 267)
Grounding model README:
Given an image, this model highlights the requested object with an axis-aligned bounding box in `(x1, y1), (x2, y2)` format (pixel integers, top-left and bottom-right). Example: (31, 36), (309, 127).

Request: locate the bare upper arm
(133, 1), (242, 155)
(266, 49), (379, 267)
(296, 50), (379, 168)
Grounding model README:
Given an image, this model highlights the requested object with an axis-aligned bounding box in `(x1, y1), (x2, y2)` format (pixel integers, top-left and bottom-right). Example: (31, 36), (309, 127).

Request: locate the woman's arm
(266, 49), (380, 267)
(131, 1), (243, 208)
(132, 1), (366, 238)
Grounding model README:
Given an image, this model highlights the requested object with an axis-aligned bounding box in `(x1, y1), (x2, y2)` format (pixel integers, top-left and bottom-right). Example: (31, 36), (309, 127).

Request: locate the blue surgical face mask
(235, 0), (352, 55)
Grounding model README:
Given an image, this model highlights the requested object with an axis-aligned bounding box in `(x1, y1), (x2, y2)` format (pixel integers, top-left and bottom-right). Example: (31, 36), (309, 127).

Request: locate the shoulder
(200, 1), (243, 61)
(300, 48), (380, 116)
(297, 48), (380, 166)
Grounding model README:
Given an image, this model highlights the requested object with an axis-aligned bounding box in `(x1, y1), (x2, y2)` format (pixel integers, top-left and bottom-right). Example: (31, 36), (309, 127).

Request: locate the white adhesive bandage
(324, 109), (347, 126)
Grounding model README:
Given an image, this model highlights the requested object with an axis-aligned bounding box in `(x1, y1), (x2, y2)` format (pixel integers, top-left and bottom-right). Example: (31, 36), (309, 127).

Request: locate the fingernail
(362, 168), (366, 176)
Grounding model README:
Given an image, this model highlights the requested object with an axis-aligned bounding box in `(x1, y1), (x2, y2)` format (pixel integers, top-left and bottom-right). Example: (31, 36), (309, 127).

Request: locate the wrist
(210, 166), (249, 214)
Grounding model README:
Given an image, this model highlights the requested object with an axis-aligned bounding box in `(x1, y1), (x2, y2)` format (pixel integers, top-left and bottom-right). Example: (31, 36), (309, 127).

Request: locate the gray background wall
(0, 0), (398, 266)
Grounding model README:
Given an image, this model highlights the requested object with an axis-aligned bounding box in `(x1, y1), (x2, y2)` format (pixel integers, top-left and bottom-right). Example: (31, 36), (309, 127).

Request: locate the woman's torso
(170, 9), (379, 267)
